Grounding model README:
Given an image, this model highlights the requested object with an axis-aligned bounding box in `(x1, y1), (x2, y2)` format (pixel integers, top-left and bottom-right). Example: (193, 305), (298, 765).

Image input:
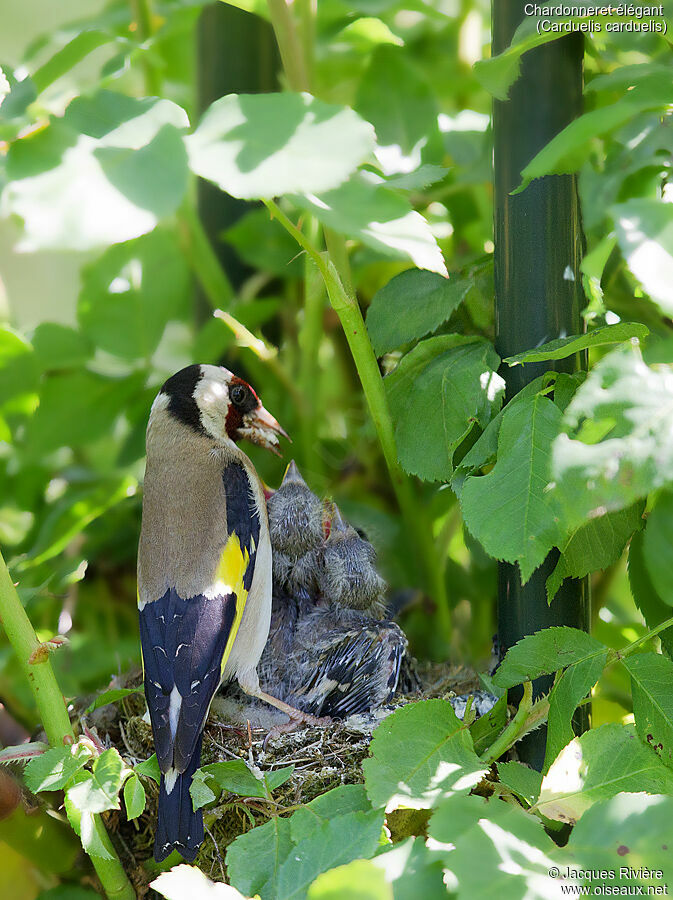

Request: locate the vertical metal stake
(492, 3), (590, 769)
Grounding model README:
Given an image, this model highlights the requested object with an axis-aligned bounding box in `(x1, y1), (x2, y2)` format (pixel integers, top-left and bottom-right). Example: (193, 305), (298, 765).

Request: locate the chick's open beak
(241, 403), (290, 455)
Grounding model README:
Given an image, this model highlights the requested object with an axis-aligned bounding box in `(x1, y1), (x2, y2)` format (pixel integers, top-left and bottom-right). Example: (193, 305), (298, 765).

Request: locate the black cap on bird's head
(157, 364), (289, 454)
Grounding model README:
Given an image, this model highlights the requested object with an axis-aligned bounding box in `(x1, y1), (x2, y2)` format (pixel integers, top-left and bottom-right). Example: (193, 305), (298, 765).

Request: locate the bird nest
(85, 660), (487, 895)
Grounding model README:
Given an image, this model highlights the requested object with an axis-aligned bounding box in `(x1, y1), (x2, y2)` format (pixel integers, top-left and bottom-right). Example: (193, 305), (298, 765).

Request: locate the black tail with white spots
(154, 733), (204, 863)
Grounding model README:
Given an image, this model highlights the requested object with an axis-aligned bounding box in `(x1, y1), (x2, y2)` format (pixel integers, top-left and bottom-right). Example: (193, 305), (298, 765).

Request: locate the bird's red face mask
(225, 377), (289, 455)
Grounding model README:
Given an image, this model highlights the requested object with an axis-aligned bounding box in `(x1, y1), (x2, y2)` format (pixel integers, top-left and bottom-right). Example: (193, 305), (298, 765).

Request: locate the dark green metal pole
(197, 3), (278, 306)
(493, 5), (590, 769)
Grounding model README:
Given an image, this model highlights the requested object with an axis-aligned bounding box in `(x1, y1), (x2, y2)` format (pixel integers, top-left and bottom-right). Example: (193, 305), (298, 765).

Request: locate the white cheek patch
(193, 370), (231, 442)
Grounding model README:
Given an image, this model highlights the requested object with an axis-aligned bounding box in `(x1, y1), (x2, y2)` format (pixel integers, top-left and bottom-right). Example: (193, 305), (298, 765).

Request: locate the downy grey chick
(319, 505), (386, 618)
(266, 460), (325, 600)
(259, 599), (407, 719)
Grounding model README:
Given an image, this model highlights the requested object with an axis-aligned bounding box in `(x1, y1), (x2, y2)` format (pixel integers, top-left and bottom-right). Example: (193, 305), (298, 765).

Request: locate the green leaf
(546, 503), (644, 603)
(613, 198), (673, 315)
(224, 208), (304, 277)
(460, 394), (564, 582)
(134, 754), (160, 784)
(629, 531), (673, 658)
(66, 748), (124, 814)
(355, 45), (442, 168)
(274, 810), (385, 900)
(227, 786), (382, 900)
(64, 772), (114, 860)
(362, 699), (487, 811)
(227, 814), (294, 898)
(292, 174), (446, 274)
(551, 345), (673, 530)
(23, 476), (137, 568)
(191, 759), (295, 808)
(543, 652), (609, 773)
(514, 81), (673, 193)
(503, 323), (649, 366)
(561, 792), (673, 888)
(497, 761), (542, 807)
(31, 30), (116, 94)
(123, 773), (146, 820)
(24, 370), (146, 454)
(307, 860), (391, 900)
(186, 92), (375, 200)
(366, 269), (471, 356)
(77, 230), (189, 360)
(0, 326), (38, 405)
(1, 91), (189, 250)
(289, 785), (372, 844)
(641, 490), (673, 606)
(24, 747), (88, 793)
(452, 374), (557, 495)
(85, 687), (142, 715)
(493, 626), (607, 690)
(372, 837), (446, 900)
(469, 693), (507, 756)
(623, 652), (673, 771)
(536, 724), (673, 824)
(31, 323), (92, 372)
(386, 335), (503, 482)
(429, 794), (558, 898)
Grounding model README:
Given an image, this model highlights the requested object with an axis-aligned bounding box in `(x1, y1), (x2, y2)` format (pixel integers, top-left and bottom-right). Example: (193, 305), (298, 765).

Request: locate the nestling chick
(267, 460), (325, 599)
(319, 505), (386, 618)
(259, 599), (407, 719)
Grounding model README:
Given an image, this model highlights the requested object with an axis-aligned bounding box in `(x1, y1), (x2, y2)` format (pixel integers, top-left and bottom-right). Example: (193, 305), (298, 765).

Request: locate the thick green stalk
(0, 551), (135, 900)
(130, 0), (161, 96)
(481, 681), (534, 765)
(298, 216), (326, 484)
(266, 0), (310, 91)
(178, 202), (235, 309)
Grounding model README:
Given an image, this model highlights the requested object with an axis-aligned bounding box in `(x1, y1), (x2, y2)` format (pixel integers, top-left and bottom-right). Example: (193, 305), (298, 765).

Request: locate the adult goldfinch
(138, 364), (316, 863)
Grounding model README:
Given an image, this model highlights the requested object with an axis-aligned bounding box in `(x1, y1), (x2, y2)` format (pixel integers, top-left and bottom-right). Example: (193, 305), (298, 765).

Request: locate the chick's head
(267, 460), (324, 558)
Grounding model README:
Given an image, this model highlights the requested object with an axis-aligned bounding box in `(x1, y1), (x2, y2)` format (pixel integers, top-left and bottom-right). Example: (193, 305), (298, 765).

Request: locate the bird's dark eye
(230, 384), (248, 407)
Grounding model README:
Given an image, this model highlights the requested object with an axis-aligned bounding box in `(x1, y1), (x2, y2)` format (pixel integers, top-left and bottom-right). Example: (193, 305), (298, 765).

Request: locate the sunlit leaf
(536, 724), (673, 824)
(494, 626), (607, 690)
(1, 91), (189, 250)
(123, 773), (146, 820)
(362, 699), (487, 811)
(292, 173), (447, 274)
(187, 92), (375, 199)
(613, 198), (673, 317)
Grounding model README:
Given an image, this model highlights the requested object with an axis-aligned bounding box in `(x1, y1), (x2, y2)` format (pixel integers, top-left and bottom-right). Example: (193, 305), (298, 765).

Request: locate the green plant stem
(298, 216), (326, 484)
(0, 552), (135, 900)
(480, 681), (534, 765)
(266, 0), (310, 91)
(617, 614), (673, 659)
(130, 0), (161, 96)
(264, 200), (452, 639)
(178, 202), (235, 309)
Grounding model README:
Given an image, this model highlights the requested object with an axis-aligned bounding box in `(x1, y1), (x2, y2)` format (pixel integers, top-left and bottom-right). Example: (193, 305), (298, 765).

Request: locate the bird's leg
(237, 670), (330, 736)
(246, 685), (330, 728)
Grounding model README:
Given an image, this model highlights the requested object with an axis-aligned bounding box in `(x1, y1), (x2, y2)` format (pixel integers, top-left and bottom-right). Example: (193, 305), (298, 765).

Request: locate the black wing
(223, 461), (260, 592)
(140, 589), (236, 773)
